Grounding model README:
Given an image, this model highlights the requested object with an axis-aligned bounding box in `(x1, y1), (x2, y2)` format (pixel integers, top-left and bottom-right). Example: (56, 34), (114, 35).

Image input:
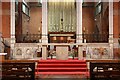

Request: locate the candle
(53, 36), (56, 40)
(60, 37), (64, 40)
(83, 27), (85, 31)
(67, 36), (71, 40)
(38, 27), (40, 33)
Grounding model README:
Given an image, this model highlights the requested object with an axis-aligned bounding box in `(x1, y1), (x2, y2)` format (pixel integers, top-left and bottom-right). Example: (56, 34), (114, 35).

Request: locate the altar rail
(90, 61), (120, 79)
(0, 62), (35, 80)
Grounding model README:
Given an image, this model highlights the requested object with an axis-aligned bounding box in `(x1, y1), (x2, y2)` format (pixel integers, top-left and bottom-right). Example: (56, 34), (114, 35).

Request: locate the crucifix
(61, 18), (63, 32)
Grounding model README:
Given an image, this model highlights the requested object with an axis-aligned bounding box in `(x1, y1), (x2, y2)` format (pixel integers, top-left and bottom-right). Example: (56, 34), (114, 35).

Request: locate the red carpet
(35, 60), (89, 77)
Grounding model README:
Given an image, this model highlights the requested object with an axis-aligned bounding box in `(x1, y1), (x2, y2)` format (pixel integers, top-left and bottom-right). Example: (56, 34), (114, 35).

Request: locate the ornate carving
(25, 49), (32, 59)
(16, 49), (22, 56)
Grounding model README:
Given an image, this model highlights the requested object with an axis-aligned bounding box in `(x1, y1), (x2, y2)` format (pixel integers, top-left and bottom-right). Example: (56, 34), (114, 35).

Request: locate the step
(35, 72), (89, 75)
(47, 59), (79, 60)
(37, 64), (87, 67)
(36, 60), (89, 77)
(36, 68), (87, 72)
(38, 60), (86, 63)
(38, 62), (86, 64)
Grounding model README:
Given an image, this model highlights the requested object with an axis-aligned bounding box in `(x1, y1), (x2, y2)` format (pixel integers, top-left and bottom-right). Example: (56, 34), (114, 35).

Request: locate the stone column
(42, 0), (48, 59)
(76, 0), (83, 59)
(10, 1), (16, 59)
(76, 0), (82, 43)
(42, 0), (48, 43)
(109, 1), (114, 59)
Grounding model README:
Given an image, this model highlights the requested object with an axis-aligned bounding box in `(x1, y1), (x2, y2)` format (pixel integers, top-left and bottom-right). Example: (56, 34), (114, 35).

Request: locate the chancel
(0, 0), (120, 79)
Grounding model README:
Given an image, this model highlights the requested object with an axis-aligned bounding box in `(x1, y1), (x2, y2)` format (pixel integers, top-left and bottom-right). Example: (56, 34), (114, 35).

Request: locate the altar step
(35, 60), (89, 77)
(47, 57), (78, 60)
(37, 64), (87, 67)
(35, 72), (89, 75)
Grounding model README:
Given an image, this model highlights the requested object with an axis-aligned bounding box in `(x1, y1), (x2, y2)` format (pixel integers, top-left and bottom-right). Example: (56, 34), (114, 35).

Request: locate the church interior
(0, 0), (120, 79)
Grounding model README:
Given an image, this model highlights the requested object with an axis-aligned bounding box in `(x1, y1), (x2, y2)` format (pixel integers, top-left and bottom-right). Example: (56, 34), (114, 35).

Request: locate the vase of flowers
(70, 49), (77, 59)
(49, 49), (56, 59)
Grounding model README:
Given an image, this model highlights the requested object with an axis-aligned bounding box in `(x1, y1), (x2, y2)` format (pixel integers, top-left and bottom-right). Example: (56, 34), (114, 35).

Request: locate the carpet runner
(35, 60), (89, 77)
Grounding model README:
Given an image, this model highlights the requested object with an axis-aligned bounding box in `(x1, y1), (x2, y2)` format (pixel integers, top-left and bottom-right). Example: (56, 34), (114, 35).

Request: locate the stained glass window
(22, 3), (29, 16)
(95, 1), (102, 15)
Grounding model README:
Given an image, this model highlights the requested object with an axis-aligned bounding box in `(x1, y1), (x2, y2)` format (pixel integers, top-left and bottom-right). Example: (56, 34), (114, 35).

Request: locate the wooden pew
(0, 62), (35, 80)
(90, 62), (120, 79)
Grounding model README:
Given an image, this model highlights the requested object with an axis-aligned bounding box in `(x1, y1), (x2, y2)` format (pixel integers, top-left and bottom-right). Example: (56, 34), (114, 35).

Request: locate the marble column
(109, 1), (114, 59)
(76, 0), (82, 43)
(10, 1), (16, 59)
(42, 0), (48, 43)
(42, 0), (48, 59)
(76, 0), (83, 59)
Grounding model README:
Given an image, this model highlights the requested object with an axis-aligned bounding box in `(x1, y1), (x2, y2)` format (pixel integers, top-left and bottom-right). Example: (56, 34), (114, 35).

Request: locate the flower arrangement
(69, 49), (77, 59)
(49, 49), (56, 59)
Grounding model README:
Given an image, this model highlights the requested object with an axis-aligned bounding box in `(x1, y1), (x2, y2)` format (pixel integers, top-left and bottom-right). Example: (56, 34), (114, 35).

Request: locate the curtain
(48, 0), (76, 32)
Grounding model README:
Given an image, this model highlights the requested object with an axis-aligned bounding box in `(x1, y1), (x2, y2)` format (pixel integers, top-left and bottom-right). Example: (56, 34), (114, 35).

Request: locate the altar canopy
(48, 0), (76, 32)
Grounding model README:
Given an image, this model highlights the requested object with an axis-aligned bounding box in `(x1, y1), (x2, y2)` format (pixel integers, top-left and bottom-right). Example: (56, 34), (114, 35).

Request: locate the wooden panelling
(1, 62), (35, 80)
(90, 62), (120, 79)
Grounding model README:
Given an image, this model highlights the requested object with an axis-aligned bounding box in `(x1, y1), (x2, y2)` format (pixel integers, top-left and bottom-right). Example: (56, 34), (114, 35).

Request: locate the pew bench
(90, 62), (120, 79)
(0, 62), (35, 80)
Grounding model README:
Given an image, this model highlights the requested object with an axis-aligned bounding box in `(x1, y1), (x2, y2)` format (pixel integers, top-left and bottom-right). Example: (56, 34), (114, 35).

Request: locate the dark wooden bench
(1, 62), (35, 80)
(90, 62), (120, 79)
